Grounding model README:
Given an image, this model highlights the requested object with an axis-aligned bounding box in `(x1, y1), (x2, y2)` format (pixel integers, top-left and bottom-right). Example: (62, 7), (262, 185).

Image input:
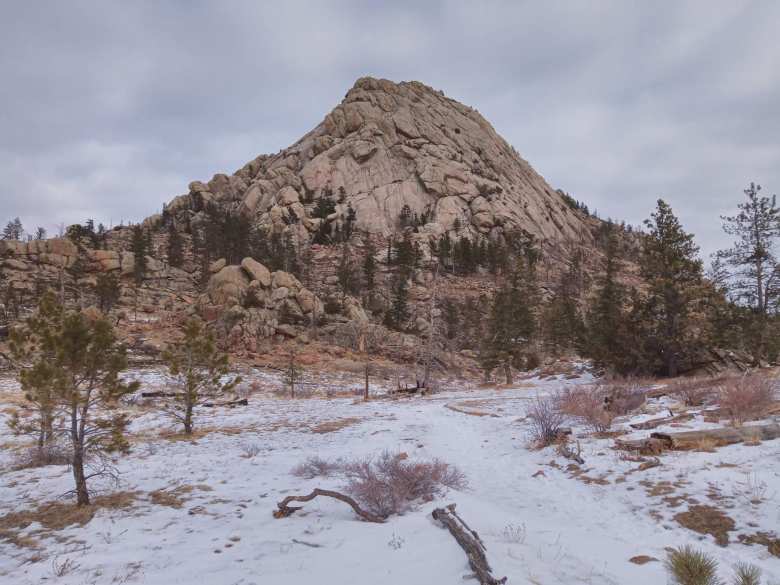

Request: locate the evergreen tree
(130, 225), (148, 284)
(2, 217), (24, 240)
(9, 292), (138, 505)
(399, 204), (413, 228)
(161, 318), (240, 435)
(34, 227), (47, 240)
(544, 249), (585, 354)
(362, 238), (377, 293)
(167, 222), (184, 268)
(385, 276), (410, 330)
(313, 196), (336, 219)
(585, 221), (628, 371)
(337, 245), (361, 298)
(640, 199), (704, 376)
(718, 183), (780, 361)
(480, 255), (540, 383)
(95, 272), (121, 313)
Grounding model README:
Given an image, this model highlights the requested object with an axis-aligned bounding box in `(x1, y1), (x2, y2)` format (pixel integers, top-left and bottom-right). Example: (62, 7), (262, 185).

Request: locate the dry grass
(0, 492), (138, 549)
(311, 417), (361, 434)
(671, 376), (726, 407)
(674, 504), (735, 546)
(291, 456), (344, 479)
(556, 385), (615, 433)
(719, 374), (776, 426)
(148, 484), (213, 509)
(11, 444), (71, 470)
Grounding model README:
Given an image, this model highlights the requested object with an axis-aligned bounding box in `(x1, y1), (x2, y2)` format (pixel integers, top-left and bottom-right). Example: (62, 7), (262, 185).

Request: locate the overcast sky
(1, 1), (779, 259)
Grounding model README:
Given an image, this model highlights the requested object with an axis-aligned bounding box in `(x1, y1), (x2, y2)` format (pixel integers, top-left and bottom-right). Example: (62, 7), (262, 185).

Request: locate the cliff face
(1, 77), (600, 361)
(166, 77), (593, 248)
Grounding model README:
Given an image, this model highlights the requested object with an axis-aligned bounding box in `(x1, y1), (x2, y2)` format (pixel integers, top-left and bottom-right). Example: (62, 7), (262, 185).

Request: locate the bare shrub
(665, 545), (720, 585)
(557, 385), (614, 433)
(291, 456), (344, 479)
(605, 382), (647, 415)
(672, 377), (719, 407)
(239, 443), (261, 459)
(12, 444), (71, 470)
(719, 374), (775, 426)
(344, 451), (466, 517)
(526, 395), (567, 447)
(732, 562), (762, 585)
(502, 523), (527, 544)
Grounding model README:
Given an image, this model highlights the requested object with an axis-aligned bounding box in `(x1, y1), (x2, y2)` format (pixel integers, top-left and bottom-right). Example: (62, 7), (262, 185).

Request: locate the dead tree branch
(273, 488), (386, 523)
(432, 504), (507, 585)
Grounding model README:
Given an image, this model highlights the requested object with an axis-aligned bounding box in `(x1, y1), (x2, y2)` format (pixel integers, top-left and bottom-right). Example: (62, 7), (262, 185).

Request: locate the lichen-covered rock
(209, 258), (226, 273)
(271, 271), (301, 291)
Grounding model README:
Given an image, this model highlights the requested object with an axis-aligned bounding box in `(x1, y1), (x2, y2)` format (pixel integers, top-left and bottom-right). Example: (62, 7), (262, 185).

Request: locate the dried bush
(732, 562), (762, 585)
(604, 382), (646, 415)
(526, 395), (567, 447)
(12, 444), (71, 470)
(719, 374), (775, 425)
(665, 545), (720, 585)
(556, 385), (614, 433)
(344, 451), (466, 517)
(672, 377), (721, 407)
(291, 456), (344, 479)
(240, 443), (261, 459)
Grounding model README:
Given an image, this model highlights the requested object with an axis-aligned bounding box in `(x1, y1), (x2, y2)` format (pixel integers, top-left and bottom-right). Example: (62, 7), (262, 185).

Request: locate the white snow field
(0, 369), (778, 585)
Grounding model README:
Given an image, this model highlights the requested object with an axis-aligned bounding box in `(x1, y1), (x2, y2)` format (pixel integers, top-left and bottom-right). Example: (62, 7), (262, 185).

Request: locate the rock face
(168, 77), (592, 246)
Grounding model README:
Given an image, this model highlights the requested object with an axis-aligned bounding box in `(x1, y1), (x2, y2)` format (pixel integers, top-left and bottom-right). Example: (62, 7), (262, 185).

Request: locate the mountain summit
(166, 77), (592, 247)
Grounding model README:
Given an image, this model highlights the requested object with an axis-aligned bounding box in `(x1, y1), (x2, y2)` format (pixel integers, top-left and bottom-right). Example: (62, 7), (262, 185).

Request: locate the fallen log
(651, 423), (780, 450)
(630, 412), (694, 430)
(557, 439), (585, 465)
(432, 504), (507, 585)
(273, 488), (386, 523)
(203, 398), (248, 408)
(141, 391), (180, 399)
(614, 437), (669, 456)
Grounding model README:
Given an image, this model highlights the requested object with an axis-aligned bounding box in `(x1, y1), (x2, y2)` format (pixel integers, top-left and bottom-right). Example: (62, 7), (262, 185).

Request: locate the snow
(0, 369), (778, 584)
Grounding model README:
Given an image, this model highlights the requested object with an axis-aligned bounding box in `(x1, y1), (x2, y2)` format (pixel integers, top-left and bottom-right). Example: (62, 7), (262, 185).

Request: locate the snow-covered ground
(0, 369), (778, 584)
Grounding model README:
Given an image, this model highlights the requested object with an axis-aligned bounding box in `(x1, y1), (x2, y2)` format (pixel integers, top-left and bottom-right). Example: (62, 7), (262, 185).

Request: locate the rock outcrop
(167, 77), (593, 247)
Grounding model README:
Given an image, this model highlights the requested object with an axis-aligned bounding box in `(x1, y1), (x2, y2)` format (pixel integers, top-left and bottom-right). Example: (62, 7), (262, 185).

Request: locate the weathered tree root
(273, 488), (386, 523)
(432, 504), (507, 585)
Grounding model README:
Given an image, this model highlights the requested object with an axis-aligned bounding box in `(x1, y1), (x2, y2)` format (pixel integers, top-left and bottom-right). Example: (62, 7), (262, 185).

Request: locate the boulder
(209, 258), (227, 273)
(272, 271), (301, 290)
(208, 265), (249, 305)
(241, 257), (272, 287)
(277, 186), (300, 206)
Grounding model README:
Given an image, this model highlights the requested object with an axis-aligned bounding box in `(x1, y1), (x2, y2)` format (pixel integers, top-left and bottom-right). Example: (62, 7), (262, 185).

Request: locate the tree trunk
(184, 402), (193, 435)
(72, 448), (90, 506)
(364, 363), (369, 400)
(503, 362), (512, 385)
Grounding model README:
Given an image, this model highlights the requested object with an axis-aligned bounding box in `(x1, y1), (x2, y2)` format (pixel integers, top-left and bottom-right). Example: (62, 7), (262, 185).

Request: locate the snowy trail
(1, 373), (779, 584)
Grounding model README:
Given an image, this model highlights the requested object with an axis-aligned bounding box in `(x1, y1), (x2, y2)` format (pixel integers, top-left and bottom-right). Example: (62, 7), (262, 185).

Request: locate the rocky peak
(167, 76), (593, 248)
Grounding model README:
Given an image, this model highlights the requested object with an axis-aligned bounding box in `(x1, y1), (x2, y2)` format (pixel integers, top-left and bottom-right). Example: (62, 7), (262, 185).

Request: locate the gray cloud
(1, 0), (779, 258)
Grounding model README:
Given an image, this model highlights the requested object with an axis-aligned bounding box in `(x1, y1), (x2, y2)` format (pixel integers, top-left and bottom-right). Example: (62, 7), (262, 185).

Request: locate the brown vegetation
(719, 374), (775, 425)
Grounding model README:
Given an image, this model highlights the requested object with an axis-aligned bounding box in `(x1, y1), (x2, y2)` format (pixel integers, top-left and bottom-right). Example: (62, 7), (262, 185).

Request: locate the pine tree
(385, 276), (410, 330)
(585, 221), (627, 370)
(718, 183), (780, 361)
(544, 249), (585, 354)
(362, 238), (377, 294)
(640, 199), (704, 376)
(167, 222), (184, 268)
(130, 225), (148, 284)
(161, 318), (240, 435)
(9, 292), (138, 505)
(95, 272), (121, 313)
(2, 217), (24, 240)
(480, 255), (540, 383)
(337, 244), (361, 298)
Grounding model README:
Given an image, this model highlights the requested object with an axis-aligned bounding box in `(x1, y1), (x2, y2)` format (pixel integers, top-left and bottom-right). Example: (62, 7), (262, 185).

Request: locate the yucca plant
(665, 546), (721, 585)
(732, 562), (761, 585)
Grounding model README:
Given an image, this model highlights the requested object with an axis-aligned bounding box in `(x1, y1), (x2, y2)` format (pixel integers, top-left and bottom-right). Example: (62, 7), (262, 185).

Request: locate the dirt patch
(738, 532), (780, 557)
(0, 491), (138, 549)
(674, 504), (735, 546)
(311, 417), (361, 434)
(629, 555), (659, 565)
(149, 484), (213, 509)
